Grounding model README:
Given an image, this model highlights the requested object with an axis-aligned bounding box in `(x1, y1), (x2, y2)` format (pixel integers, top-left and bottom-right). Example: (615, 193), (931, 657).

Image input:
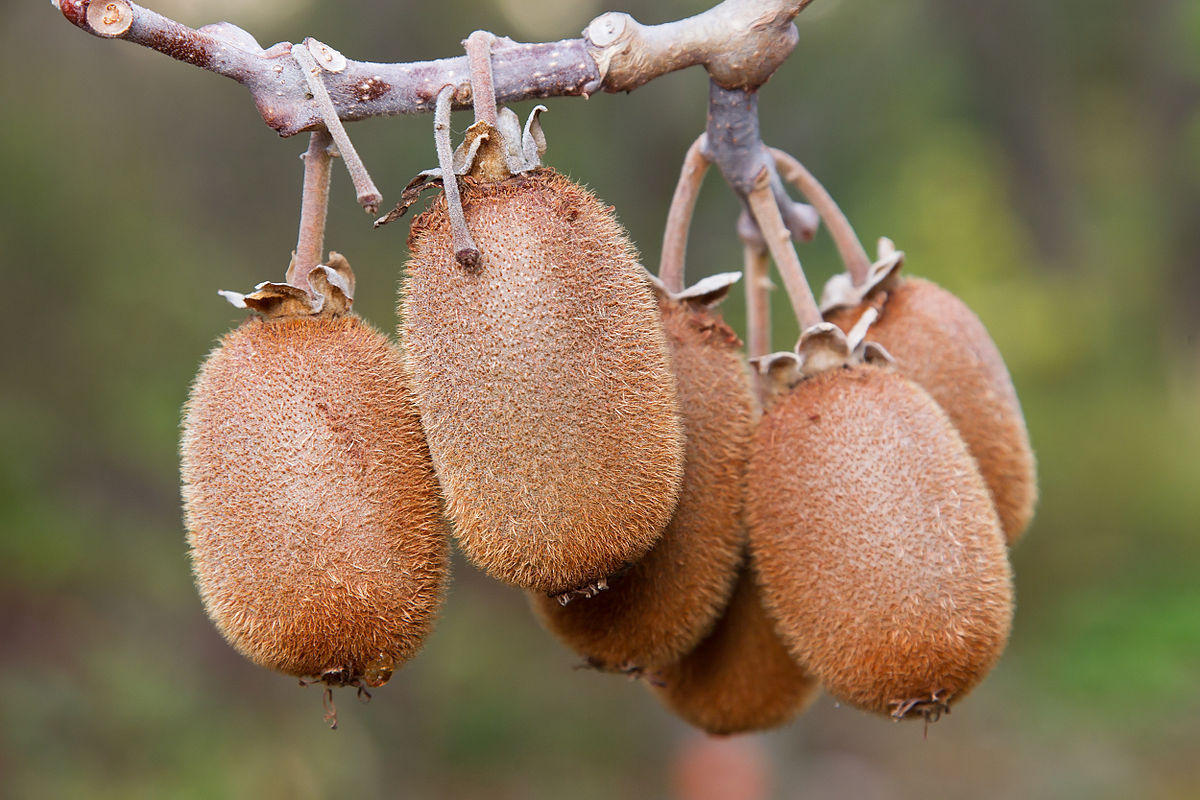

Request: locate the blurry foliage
(2, 0), (1198, 797)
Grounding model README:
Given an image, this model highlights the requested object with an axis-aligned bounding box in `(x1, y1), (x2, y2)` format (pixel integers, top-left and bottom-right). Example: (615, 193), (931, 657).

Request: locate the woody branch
(55, 0), (811, 200)
(57, 0), (807, 133)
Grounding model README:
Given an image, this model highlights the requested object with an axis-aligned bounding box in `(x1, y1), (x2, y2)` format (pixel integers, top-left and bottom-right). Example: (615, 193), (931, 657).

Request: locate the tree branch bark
(55, 0), (808, 136)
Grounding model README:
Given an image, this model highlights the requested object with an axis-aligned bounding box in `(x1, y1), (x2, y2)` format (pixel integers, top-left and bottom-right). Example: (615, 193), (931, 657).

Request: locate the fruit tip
(551, 575), (611, 606)
(888, 690), (952, 725)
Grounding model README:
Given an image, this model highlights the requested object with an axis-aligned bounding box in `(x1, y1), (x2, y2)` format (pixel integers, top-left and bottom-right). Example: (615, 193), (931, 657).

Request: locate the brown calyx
(219, 252), (355, 320)
(645, 271), (746, 350)
(459, 121), (512, 184)
(819, 238), (906, 314)
(753, 321), (893, 405)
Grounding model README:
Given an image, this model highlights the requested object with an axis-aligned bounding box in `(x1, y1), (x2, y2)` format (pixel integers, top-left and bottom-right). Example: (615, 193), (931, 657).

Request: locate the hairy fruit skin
(181, 314), (449, 687)
(747, 365), (1013, 719)
(531, 295), (752, 669)
(651, 565), (820, 735)
(402, 169), (685, 594)
(826, 277), (1037, 544)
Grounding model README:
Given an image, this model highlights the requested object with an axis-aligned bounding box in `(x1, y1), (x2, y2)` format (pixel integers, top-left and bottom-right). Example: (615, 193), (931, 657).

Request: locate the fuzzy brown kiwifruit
(530, 276), (752, 670)
(747, 359), (1013, 721)
(651, 564), (820, 736)
(401, 164), (685, 596)
(182, 257), (449, 688)
(825, 272), (1037, 544)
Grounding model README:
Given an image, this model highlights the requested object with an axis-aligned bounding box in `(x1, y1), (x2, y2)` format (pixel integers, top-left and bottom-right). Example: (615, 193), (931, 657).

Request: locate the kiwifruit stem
(292, 129), (335, 293)
(770, 148), (871, 288)
(291, 42), (382, 215)
(434, 85), (481, 268)
(740, 220), (772, 359)
(659, 135), (712, 294)
(465, 31), (499, 128)
(746, 173), (822, 331)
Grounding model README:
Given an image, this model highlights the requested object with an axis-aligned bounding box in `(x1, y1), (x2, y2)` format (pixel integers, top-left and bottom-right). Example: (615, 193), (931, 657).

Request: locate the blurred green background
(3, 0), (1198, 797)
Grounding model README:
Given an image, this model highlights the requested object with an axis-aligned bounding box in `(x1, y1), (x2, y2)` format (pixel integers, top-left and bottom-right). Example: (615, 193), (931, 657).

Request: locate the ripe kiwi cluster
(178, 93), (1035, 734)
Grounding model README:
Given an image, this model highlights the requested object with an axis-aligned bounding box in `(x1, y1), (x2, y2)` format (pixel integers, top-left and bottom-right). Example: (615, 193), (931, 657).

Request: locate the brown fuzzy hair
(826, 277), (1037, 544)
(530, 295), (752, 670)
(747, 365), (1013, 720)
(401, 169), (685, 594)
(181, 314), (449, 687)
(651, 564), (820, 736)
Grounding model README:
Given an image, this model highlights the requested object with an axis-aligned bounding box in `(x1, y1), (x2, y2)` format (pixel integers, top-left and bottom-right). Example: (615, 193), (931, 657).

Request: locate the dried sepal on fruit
(400, 106), (685, 597)
(650, 563), (820, 736)
(822, 242), (1037, 544)
(531, 272), (752, 672)
(182, 253), (449, 691)
(747, 324), (1014, 722)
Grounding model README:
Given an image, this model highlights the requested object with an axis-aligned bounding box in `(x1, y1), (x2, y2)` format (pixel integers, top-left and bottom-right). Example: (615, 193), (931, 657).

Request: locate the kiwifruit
(530, 275), (752, 671)
(401, 119), (684, 596)
(825, 265), (1036, 544)
(182, 255), (449, 689)
(651, 564), (820, 736)
(747, 346), (1013, 721)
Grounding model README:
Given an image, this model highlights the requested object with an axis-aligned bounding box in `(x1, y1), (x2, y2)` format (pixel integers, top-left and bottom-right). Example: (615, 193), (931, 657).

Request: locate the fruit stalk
(770, 148), (872, 287)
(703, 81), (821, 334)
(659, 135), (711, 295)
(746, 173), (822, 331)
(432, 85), (480, 268)
(293, 129), (334, 290)
(290, 42), (381, 215)
(464, 31), (499, 128)
(741, 228), (772, 360)
(704, 84), (818, 244)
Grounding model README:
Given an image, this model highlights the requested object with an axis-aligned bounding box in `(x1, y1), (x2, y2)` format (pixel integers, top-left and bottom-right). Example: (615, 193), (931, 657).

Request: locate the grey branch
(55, 0), (809, 137)
(56, 0), (820, 303)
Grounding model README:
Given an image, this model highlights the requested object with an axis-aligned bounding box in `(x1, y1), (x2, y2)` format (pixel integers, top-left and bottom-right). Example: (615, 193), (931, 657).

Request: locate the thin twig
(746, 170), (822, 332)
(465, 31), (499, 127)
(738, 211), (772, 359)
(434, 85), (481, 269)
(291, 42), (382, 214)
(290, 129), (335, 293)
(658, 135), (711, 293)
(770, 148), (871, 287)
